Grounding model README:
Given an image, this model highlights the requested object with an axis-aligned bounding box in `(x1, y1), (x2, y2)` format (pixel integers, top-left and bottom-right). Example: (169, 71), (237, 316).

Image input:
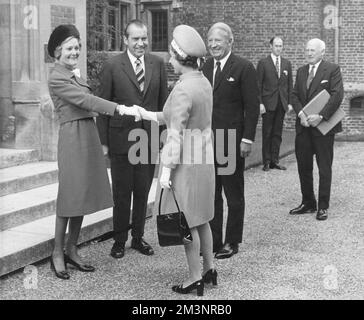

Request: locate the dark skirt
(56, 118), (113, 217)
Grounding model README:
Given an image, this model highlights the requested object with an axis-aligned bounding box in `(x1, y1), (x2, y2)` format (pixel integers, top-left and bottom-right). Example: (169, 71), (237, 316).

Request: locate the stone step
(0, 161), (58, 197)
(0, 183), (58, 231)
(0, 209), (113, 277)
(0, 148), (39, 169)
(0, 179), (157, 277)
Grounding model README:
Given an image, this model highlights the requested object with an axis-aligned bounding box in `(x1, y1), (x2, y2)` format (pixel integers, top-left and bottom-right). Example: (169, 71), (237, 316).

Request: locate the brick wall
(51, 5), (75, 29)
(167, 0), (364, 135)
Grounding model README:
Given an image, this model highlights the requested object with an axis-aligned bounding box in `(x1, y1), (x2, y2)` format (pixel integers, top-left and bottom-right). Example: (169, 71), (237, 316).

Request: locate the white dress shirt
(213, 51), (231, 85)
(271, 53), (281, 77)
(299, 59), (323, 118)
(127, 49), (145, 74)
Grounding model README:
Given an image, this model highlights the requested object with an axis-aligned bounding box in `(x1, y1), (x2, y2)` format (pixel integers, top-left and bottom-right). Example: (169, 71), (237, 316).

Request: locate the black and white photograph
(0, 0), (363, 305)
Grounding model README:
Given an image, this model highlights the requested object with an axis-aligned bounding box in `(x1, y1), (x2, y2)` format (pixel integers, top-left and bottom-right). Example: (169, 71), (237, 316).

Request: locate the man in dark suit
(202, 22), (259, 259)
(290, 38), (343, 221)
(97, 20), (168, 258)
(257, 36), (293, 171)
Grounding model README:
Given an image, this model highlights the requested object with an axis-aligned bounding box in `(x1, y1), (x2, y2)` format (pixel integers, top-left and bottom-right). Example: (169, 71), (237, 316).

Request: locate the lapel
(204, 58), (214, 86)
(307, 60), (326, 100)
(279, 57), (287, 79)
(214, 53), (234, 91)
(54, 64), (91, 90)
(268, 55), (279, 78)
(120, 52), (140, 91)
(73, 75), (91, 90)
(143, 54), (153, 96)
(301, 64), (310, 100)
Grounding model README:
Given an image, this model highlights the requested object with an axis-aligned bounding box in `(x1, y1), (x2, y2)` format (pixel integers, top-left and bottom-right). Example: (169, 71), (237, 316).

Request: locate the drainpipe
(136, 0), (141, 19)
(334, 0), (340, 64)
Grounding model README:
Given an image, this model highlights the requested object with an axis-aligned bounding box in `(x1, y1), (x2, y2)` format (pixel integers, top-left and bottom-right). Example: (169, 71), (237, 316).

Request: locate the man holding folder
(290, 38), (344, 221)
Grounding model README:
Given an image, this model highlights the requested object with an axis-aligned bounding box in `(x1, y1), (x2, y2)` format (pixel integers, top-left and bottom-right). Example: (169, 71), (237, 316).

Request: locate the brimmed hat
(47, 24), (80, 58)
(171, 25), (206, 58)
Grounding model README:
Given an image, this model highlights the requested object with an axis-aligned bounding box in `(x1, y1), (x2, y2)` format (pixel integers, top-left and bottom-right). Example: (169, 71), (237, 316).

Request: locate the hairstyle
(169, 45), (202, 69)
(54, 36), (81, 60)
(124, 19), (147, 38)
(307, 38), (326, 51)
(207, 22), (234, 43)
(269, 36), (283, 45)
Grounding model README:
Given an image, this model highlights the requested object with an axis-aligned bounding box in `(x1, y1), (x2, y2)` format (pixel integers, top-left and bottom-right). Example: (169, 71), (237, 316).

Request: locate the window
(350, 96), (364, 115)
(87, 0), (128, 51)
(151, 10), (168, 51)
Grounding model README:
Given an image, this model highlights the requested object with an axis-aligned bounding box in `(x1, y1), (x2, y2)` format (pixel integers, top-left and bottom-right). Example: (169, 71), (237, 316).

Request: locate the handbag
(156, 186), (193, 247)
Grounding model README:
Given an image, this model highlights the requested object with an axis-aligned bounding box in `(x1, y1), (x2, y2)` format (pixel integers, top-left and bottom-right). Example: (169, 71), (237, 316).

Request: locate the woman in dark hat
(138, 25), (217, 296)
(47, 24), (140, 279)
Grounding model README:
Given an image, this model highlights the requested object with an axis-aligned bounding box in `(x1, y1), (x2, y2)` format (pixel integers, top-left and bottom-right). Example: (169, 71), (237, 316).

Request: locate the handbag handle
(158, 185), (181, 216)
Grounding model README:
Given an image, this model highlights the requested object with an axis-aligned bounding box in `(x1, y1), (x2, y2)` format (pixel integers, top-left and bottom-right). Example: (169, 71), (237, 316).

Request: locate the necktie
(275, 57), (280, 78)
(135, 58), (145, 92)
(306, 65), (315, 89)
(214, 61), (222, 88)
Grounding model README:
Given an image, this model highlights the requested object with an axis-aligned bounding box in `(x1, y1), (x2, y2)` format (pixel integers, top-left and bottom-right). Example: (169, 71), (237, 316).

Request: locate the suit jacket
(257, 55), (293, 111)
(202, 53), (260, 157)
(48, 63), (116, 124)
(292, 60), (344, 136)
(96, 52), (168, 155)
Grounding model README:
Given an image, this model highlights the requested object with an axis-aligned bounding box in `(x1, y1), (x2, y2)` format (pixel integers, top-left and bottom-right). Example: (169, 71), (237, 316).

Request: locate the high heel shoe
(202, 269), (218, 286)
(64, 254), (95, 272)
(50, 257), (70, 280)
(172, 279), (204, 296)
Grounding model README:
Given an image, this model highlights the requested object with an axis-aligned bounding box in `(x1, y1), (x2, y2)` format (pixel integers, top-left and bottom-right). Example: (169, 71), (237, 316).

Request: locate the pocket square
(321, 80), (328, 84)
(283, 70), (288, 76)
(227, 77), (235, 82)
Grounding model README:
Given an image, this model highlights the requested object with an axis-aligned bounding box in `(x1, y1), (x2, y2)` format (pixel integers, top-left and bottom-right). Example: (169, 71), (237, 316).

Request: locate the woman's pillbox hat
(47, 24), (80, 58)
(171, 25), (206, 58)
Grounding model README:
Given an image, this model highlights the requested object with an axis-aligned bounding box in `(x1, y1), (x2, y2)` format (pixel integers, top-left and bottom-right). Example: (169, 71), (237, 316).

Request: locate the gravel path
(0, 141), (363, 300)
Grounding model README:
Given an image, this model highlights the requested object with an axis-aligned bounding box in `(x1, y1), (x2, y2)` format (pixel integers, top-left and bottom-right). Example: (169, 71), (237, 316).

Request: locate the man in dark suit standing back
(97, 20), (168, 258)
(202, 22), (259, 259)
(257, 36), (293, 171)
(290, 38), (343, 221)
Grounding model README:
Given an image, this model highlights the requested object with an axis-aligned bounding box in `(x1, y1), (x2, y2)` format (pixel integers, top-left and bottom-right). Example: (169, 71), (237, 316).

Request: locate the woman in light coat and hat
(47, 24), (140, 279)
(138, 25), (217, 296)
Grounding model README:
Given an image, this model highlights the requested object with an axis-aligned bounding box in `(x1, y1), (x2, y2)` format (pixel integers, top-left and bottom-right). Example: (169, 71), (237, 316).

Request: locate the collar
(271, 53), (281, 63)
(54, 62), (77, 78)
(214, 51), (231, 70)
(127, 50), (145, 68)
(309, 60), (322, 74)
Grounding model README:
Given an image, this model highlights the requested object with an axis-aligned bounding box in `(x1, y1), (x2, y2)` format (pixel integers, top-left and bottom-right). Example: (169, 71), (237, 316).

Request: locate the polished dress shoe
(316, 209), (328, 221)
(202, 269), (218, 286)
(64, 254), (95, 272)
(270, 162), (287, 170)
(110, 242), (125, 259)
(262, 163), (270, 171)
(131, 238), (154, 256)
(215, 243), (238, 259)
(172, 279), (204, 296)
(50, 257), (70, 280)
(289, 203), (317, 215)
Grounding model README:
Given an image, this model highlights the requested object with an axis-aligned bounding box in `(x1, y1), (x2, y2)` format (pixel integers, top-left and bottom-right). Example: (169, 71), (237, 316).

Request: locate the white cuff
(241, 139), (253, 144)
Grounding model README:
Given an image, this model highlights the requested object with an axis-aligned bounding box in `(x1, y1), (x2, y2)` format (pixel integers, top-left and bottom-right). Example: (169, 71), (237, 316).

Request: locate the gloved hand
(137, 106), (158, 122)
(159, 166), (171, 189)
(117, 105), (141, 121)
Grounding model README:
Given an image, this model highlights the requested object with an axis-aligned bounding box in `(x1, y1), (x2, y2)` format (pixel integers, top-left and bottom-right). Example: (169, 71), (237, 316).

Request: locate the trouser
(110, 154), (154, 243)
(295, 128), (335, 210)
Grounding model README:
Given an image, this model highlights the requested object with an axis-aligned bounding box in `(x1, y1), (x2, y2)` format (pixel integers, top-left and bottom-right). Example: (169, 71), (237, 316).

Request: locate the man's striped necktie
(135, 58), (145, 92)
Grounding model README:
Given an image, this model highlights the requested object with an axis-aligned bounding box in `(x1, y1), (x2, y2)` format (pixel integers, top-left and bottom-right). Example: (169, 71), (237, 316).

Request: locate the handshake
(116, 105), (157, 122)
